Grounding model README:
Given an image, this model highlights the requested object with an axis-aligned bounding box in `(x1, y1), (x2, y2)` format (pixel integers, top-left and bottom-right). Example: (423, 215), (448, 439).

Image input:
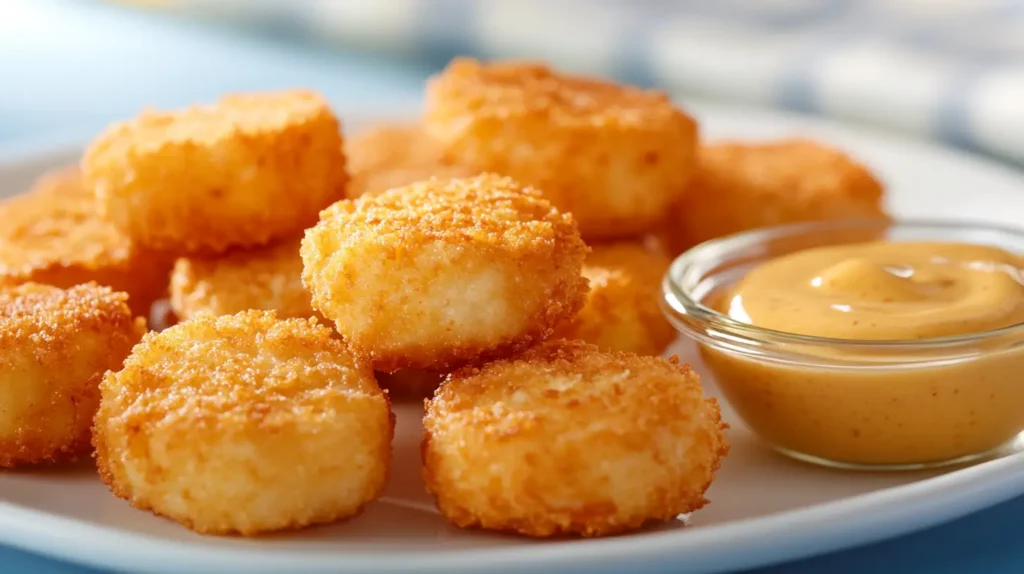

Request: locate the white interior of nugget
(342, 241), (524, 349)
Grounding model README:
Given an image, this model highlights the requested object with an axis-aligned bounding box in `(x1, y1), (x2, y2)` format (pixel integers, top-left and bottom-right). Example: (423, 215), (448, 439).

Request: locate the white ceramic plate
(1, 103), (1023, 574)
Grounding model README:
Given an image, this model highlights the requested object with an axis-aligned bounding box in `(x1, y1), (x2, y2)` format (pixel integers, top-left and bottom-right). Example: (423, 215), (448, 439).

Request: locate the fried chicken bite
(302, 174), (589, 372)
(83, 90), (347, 254)
(0, 283), (144, 467)
(552, 242), (676, 356)
(170, 237), (316, 321)
(347, 123), (476, 198)
(423, 340), (728, 537)
(664, 139), (888, 254)
(424, 58), (699, 239)
(94, 311), (393, 535)
(0, 167), (172, 316)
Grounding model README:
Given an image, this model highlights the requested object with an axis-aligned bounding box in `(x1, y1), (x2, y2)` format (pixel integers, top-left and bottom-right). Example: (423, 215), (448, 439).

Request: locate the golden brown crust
(424, 58), (699, 239)
(423, 340), (729, 537)
(169, 236), (317, 320)
(346, 123), (477, 198)
(83, 90), (347, 254)
(0, 167), (172, 316)
(93, 311), (393, 535)
(552, 242), (677, 355)
(664, 139), (888, 255)
(302, 174), (589, 372)
(0, 283), (143, 467)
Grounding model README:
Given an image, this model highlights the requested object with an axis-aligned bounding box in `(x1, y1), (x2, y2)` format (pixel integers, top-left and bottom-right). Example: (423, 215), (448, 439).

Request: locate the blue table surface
(1, 2), (1022, 573)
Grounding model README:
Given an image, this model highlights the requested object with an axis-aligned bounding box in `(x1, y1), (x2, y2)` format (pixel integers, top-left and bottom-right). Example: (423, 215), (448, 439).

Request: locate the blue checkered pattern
(117, 0), (1024, 165)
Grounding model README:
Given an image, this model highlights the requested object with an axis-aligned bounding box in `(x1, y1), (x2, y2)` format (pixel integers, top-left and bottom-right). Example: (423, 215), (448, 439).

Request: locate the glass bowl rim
(662, 217), (1024, 350)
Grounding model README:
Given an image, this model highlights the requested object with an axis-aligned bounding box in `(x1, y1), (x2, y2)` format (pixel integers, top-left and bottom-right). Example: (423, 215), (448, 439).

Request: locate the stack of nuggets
(0, 55), (890, 539)
(76, 91), (401, 534)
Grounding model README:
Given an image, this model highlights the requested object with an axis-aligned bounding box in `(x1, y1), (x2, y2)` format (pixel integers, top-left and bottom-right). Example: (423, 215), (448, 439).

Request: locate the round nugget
(347, 123), (476, 198)
(665, 139), (888, 254)
(93, 311), (393, 535)
(170, 237), (316, 321)
(424, 58), (699, 239)
(423, 340), (728, 537)
(0, 167), (172, 316)
(83, 90), (347, 254)
(302, 174), (589, 372)
(0, 283), (144, 467)
(552, 242), (676, 356)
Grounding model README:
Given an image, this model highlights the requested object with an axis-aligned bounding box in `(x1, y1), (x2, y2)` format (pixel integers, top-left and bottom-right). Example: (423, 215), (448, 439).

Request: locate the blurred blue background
(4, 0), (1024, 164)
(0, 1), (1023, 573)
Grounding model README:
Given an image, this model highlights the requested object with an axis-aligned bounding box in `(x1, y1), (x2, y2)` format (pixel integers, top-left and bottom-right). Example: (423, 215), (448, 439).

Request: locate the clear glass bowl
(661, 218), (1024, 470)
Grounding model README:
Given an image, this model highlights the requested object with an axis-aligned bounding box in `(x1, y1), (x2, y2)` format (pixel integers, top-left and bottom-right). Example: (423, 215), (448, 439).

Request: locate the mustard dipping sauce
(703, 240), (1024, 466)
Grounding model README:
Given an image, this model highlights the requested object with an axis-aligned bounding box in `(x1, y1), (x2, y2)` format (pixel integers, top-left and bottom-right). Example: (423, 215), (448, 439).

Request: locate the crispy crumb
(83, 90), (347, 254)
(425, 58), (699, 239)
(552, 241), (676, 355)
(93, 310), (393, 535)
(170, 236), (318, 320)
(0, 283), (144, 467)
(302, 173), (589, 372)
(664, 139), (888, 254)
(346, 123), (477, 198)
(423, 339), (729, 537)
(0, 167), (172, 316)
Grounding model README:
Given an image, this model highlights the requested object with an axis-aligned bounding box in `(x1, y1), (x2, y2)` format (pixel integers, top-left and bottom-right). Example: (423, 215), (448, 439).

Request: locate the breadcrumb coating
(0, 283), (144, 467)
(170, 237), (316, 321)
(552, 242), (676, 355)
(424, 58), (699, 239)
(665, 139), (888, 254)
(346, 123), (476, 198)
(93, 311), (393, 535)
(83, 90), (347, 254)
(423, 340), (728, 537)
(0, 167), (172, 316)
(302, 174), (589, 372)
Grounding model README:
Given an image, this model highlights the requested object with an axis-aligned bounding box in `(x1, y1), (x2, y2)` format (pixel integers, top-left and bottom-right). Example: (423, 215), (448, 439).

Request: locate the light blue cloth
(113, 0), (1024, 165)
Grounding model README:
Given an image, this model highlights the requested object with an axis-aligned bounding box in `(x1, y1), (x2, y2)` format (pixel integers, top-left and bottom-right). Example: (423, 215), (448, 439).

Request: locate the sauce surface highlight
(726, 241), (1024, 340)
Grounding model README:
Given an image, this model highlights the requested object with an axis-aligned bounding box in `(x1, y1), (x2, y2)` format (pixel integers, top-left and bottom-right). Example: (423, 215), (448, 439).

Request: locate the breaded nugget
(552, 242), (676, 355)
(347, 123), (476, 198)
(0, 283), (144, 467)
(424, 58), (699, 239)
(302, 174), (589, 372)
(423, 340), (728, 537)
(0, 167), (172, 316)
(170, 237), (316, 320)
(93, 311), (393, 535)
(375, 369), (445, 401)
(83, 90), (347, 254)
(664, 139), (887, 254)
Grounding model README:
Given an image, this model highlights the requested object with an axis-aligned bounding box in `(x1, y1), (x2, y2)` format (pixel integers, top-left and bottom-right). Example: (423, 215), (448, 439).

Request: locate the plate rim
(0, 452), (1022, 574)
(1, 103), (1023, 574)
